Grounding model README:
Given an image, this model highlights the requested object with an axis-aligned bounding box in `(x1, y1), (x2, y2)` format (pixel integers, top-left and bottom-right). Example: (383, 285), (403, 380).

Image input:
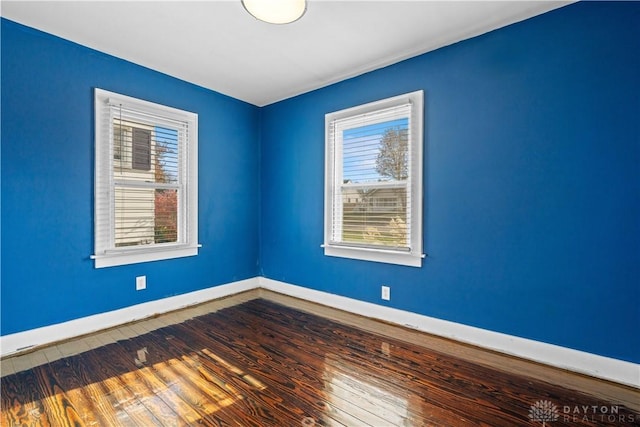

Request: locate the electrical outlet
(136, 275), (146, 291)
(381, 285), (390, 301)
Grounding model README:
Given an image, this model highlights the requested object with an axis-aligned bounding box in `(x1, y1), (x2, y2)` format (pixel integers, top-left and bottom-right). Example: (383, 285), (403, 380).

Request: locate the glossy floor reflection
(2, 297), (639, 426)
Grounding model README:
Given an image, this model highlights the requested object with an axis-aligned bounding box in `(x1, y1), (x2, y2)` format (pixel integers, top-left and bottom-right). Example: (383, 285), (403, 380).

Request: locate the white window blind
(324, 91), (423, 267)
(94, 89), (198, 268)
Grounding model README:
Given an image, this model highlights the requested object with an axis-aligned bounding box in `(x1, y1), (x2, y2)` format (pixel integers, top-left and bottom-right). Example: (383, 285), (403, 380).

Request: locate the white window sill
(323, 244), (423, 267)
(93, 245), (199, 268)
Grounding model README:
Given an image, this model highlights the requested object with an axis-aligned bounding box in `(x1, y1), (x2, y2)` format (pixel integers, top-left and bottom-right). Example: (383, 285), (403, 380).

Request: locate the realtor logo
(529, 400), (560, 426)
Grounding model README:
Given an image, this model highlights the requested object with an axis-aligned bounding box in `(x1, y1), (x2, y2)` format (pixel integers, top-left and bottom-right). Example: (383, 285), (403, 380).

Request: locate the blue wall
(260, 2), (640, 363)
(2, 2), (639, 364)
(1, 20), (260, 335)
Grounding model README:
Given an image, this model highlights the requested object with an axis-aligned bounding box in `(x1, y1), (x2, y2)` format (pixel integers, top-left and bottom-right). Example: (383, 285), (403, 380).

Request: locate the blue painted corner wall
(259, 2), (640, 363)
(2, 2), (639, 364)
(1, 19), (261, 335)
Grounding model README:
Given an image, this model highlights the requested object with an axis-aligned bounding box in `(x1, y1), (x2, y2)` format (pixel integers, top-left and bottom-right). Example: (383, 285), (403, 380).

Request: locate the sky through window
(342, 118), (408, 183)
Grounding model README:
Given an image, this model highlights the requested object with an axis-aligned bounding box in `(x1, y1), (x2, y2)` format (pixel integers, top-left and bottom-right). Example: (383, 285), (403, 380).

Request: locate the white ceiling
(2, 1), (571, 106)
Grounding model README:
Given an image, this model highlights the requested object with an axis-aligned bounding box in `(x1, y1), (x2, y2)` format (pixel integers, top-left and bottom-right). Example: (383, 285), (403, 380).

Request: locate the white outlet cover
(136, 276), (146, 290)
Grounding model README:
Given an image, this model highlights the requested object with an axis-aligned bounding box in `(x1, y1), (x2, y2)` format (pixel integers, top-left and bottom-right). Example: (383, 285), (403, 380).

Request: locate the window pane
(343, 118), (408, 184)
(154, 189), (178, 244)
(114, 187), (156, 247)
(132, 128), (151, 171)
(111, 121), (181, 248)
(112, 122), (179, 185)
(154, 126), (179, 184)
(341, 186), (408, 247)
(113, 125), (131, 169)
(114, 187), (178, 247)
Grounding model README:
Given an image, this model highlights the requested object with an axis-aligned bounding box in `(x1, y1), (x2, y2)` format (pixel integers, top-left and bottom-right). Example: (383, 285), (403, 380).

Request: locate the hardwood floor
(2, 293), (638, 426)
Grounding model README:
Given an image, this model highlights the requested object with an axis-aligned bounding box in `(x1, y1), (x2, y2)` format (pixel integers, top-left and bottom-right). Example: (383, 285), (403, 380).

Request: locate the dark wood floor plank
(226, 299), (640, 427)
(152, 325), (312, 427)
(32, 364), (88, 427)
(204, 306), (430, 426)
(49, 354), (135, 426)
(281, 301), (635, 427)
(143, 328), (268, 427)
(166, 320), (342, 426)
(87, 344), (186, 426)
(40, 356), (109, 426)
(2, 298), (639, 427)
(252, 300), (528, 420)
(75, 348), (164, 425)
(1, 369), (51, 427)
(171, 318), (362, 426)
(106, 335), (219, 426)
(119, 327), (245, 426)
(217, 301), (488, 422)
(234, 304), (496, 425)
(214, 310), (483, 427)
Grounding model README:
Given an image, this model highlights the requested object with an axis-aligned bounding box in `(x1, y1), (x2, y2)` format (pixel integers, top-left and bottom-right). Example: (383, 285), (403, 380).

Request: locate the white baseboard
(0, 277), (259, 357)
(2, 275), (637, 388)
(259, 277), (639, 389)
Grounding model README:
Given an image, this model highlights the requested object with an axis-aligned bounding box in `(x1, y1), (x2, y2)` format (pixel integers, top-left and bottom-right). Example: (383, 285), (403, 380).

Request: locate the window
(93, 88), (198, 268)
(324, 91), (424, 267)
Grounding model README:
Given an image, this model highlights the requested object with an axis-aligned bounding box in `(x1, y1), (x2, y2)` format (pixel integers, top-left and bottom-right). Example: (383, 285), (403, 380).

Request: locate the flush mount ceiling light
(242, 0), (307, 24)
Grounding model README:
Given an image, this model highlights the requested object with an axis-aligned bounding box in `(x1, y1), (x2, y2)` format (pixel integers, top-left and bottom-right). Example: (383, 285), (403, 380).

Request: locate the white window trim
(324, 91), (424, 267)
(93, 88), (199, 268)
